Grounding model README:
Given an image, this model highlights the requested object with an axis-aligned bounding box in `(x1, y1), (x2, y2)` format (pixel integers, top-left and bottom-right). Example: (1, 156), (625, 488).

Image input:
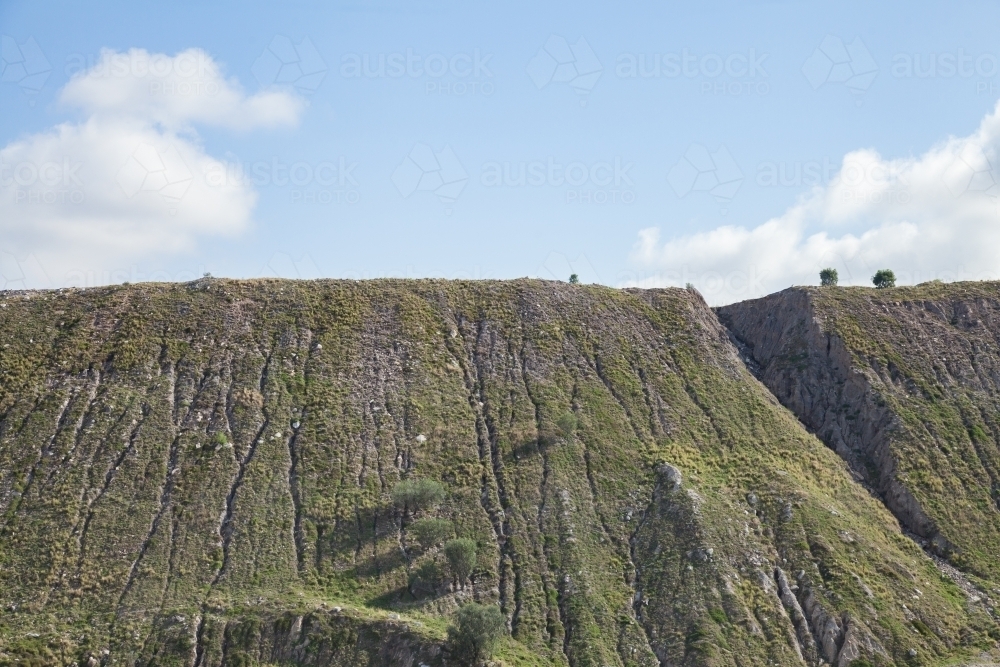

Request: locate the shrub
(819, 267), (838, 286)
(556, 412), (577, 438)
(409, 517), (453, 550)
(444, 538), (477, 586)
(447, 603), (505, 665)
(392, 479), (446, 512)
(872, 269), (896, 289)
(568, 273), (579, 284)
(408, 559), (444, 597)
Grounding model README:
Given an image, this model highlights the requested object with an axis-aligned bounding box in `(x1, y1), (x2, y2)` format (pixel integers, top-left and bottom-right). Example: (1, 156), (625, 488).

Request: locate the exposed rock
(0, 279), (995, 666)
(657, 463), (683, 490)
(718, 286), (1000, 571)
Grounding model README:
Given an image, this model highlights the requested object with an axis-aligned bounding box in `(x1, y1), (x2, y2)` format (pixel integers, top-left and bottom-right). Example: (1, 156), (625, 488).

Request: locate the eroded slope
(0, 279), (994, 666)
(719, 283), (1000, 598)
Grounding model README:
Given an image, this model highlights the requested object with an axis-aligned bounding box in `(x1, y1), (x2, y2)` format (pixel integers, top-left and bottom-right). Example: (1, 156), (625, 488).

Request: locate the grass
(0, 279), (995, 666)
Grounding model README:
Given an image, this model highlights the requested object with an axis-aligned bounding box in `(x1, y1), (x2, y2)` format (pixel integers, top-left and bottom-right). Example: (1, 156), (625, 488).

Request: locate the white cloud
(60, 48), (304, 130)
(626, 100), (1000, 305)
(0, 48), (304, 287)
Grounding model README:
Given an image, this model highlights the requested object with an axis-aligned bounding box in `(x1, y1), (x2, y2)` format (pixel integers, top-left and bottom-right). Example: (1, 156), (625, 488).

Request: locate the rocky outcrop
(718, 289), (970, 559)
(719, 283), (1000, 598)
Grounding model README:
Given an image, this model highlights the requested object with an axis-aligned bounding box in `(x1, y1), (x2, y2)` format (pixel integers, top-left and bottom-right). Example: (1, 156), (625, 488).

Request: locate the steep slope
(719, 283), (1000, 602)
(0, 279), (995, 667)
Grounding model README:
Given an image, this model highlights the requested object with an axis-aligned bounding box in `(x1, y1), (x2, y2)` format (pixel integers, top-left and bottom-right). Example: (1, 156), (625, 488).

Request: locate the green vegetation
(408, 518), (453, 551)
(443, 538), (477, 587)
(568, 274), (579, 284)
(872, 269), (896, 288)
(0, 278), (995, 666)
(391, 478), (446, 513)
(447, 603), (506, 665)
(408, 559), (444, 597)
(820, 267), (838, 286)
(556, 411), (577, 438)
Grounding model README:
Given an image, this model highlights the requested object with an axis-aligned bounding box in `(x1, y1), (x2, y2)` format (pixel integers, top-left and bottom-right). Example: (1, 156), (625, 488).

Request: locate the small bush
(212, 432), (228, 446)
(819, 267), (838, 287)
(408, 559), (444, 597)
(568, 273), (579, 284)
(444, 538), (477, 586)
(872, 269), (896, 289)
(409, 517), (453, 550)
(447, 603), (505, 665)
(556, 412), (577, 438)
(392, 479), (446, 512)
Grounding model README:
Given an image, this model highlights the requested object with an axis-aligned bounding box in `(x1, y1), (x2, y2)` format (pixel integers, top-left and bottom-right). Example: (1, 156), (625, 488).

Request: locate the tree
(569, 274), (579, 284)
(819, 268), (838, 287)
(444, 538), (477, 586)
(392, 479), (446, 513)
(872, 269), (896, 289)
(447, 603), (506, 665)
(408, 559), (444, 598)
(409, 517), (453, 550)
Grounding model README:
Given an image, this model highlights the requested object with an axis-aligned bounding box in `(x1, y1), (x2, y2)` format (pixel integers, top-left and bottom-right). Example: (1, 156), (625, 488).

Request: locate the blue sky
(3, 0), (1000, 302)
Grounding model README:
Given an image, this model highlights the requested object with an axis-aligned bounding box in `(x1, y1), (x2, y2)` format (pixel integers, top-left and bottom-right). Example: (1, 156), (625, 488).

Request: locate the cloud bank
(626, 100), (1000, 305)
(0, 48), (303, 289)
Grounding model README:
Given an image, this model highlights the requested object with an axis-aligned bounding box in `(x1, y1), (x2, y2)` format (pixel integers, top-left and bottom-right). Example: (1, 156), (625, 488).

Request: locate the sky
(3, 0), (1000, 304)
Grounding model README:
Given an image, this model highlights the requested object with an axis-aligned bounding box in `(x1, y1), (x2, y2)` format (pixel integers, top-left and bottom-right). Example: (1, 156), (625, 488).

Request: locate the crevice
(517, 331), (568, 658)
(193, 614), (208, 667)
(7, 392), (74, 525)
(592, 351), (645, 443)
(773, 567), (816, 665)
(444, 315), (507, 604)
(629, 471), (664, 664)
(565, 334), (655, 452)
(212, 418), (269, 586)
(117, 430), (181, 610)
(470, 321), (516, 620)
(53, 367), (102, 473)
(287, 409), (306, 574)
(118, 359), (203, 611)
(287, 329), (316, 575)
(74, 402), (150, 585)
(636, 366), (662, 439)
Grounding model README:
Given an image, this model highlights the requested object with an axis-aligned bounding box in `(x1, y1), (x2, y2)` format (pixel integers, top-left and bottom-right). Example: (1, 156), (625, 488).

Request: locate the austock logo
(667, 144), (743, 213)
(0, 35), (51, 98)
(252, 36), (327, 94)
(392, 143), (468, 212)
(527, 35), (602, 104)
(116, 144), (193, 205)
(802, 35), (878, 105)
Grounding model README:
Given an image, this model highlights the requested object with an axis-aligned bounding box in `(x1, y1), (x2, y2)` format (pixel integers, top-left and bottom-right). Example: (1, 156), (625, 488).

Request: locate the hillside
(719, 283), (1000, 608)
(0, 279), (997, 667)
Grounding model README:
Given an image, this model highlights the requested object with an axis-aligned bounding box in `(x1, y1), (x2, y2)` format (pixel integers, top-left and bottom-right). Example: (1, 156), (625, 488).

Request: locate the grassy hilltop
(0, 278), (996, 666)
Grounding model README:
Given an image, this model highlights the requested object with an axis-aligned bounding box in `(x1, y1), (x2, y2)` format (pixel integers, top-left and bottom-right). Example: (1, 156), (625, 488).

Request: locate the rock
(718, 285), (1000, 580)
(774, 567), (814, 658)
(657, 463), (682, 490)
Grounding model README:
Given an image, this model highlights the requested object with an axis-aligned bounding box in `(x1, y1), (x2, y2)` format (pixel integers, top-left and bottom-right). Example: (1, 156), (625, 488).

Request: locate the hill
(720, 283), (1000, 600)
(0, 279), (996, 666)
